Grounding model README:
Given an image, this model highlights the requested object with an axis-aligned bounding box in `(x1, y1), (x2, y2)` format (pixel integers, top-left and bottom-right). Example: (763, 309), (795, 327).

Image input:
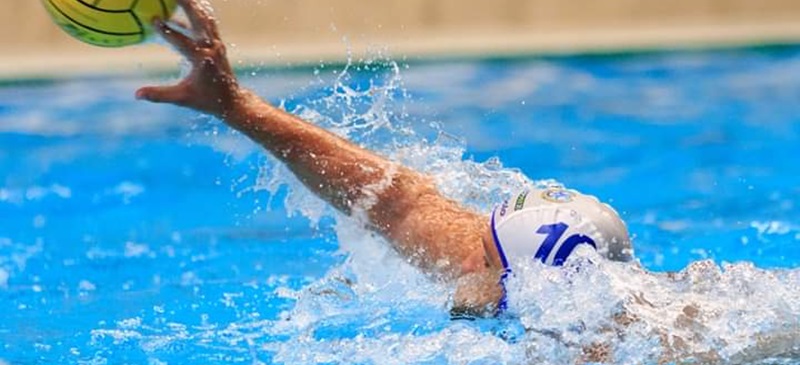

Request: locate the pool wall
(2, 0), (800, 79)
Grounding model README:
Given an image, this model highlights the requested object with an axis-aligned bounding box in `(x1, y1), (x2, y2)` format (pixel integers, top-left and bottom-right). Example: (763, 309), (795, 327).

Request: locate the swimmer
(136, 1), (798, 363)
(137, 0), (631, 315)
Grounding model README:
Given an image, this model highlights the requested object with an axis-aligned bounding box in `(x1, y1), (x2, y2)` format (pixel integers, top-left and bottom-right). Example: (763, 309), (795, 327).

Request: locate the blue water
(1, 47), (799, 364)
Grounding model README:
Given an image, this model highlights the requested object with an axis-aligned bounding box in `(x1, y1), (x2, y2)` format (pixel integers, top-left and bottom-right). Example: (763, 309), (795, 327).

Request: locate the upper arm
(358, 166), (503, 314)
(364, 167), (487, 278)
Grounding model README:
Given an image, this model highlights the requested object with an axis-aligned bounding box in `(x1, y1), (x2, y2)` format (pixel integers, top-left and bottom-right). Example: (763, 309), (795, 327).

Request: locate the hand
(136, 0), (242, 118)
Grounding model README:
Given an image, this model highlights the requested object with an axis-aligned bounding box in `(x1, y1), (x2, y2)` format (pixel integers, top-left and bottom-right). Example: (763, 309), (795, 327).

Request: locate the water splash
(245, 54), (545, 223)
(174, 54), (800, 364)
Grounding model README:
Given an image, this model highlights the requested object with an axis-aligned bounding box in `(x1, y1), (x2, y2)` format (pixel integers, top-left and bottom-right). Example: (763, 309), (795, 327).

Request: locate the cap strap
(490, 209), (511, 313)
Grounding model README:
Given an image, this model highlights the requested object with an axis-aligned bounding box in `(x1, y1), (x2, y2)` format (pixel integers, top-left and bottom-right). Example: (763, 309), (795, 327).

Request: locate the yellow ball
(42, 0), (178, 47)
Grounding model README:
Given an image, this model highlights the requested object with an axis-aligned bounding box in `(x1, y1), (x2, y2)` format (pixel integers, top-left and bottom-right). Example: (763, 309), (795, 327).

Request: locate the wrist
(222, 88), (257, 122)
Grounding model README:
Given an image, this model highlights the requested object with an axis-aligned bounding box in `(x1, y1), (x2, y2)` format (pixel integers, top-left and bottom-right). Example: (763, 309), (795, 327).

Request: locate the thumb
(135, 84), (188, 105)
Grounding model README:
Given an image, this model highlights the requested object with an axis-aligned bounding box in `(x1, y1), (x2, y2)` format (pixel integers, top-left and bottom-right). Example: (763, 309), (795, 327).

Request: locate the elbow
(363, 170), (439, 234)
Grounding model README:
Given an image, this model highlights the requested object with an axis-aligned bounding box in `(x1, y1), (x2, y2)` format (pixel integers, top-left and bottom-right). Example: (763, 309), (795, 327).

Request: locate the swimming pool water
(1, 47), (799, 364)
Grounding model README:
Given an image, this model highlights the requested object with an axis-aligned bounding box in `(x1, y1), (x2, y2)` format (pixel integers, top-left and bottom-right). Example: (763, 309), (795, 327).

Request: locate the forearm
(225, 90), (432, 232)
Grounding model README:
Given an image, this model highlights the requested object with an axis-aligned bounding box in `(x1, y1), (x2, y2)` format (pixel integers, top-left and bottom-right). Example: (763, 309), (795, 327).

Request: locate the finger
(135, 84), (189, 105)
(154, 19), (195, 57)
(168, 18), (192, 33)
(177, 0), (220, 40)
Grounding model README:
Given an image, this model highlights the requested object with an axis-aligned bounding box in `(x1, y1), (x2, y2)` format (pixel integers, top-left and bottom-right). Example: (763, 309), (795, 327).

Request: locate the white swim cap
(490, 188), (633, 269)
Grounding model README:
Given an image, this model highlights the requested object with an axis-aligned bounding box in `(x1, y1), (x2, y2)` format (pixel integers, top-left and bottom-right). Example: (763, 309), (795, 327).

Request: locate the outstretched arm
(137, 0), (504, 315)
(136, 0), (495, 281)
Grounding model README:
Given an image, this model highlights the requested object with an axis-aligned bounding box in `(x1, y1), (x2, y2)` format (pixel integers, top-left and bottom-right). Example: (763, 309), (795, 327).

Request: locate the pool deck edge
(3, 20), (800, 80)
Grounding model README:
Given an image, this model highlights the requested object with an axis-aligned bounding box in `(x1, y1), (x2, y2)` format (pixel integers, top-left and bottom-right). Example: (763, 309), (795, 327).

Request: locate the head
(482, 188), (634, 273)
